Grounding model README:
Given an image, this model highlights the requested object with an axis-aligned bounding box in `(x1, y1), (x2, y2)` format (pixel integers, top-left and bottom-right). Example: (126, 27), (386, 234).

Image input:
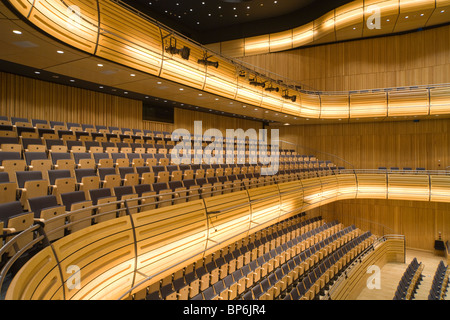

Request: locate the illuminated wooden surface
(5, 0), (450, 120)
(5, 172), (450, 300)
(213, 0), (450, 57)
(329, 237), (405, 300)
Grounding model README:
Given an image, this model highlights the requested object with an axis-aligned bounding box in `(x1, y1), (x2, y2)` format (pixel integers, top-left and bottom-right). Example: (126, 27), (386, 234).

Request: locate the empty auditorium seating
(428, 261), (449, 300)
(135, 211), (378, 301)
(393, 258), (424, 300)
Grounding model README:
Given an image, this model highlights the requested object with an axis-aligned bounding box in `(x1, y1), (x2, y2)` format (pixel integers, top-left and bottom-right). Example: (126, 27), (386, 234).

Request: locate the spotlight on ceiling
(282, 90), (297, 103)
(249, 79), (266, 88)
(265, 85), (279, 92)
(165, 37), (190, 60)
(198, 54), (219, 68)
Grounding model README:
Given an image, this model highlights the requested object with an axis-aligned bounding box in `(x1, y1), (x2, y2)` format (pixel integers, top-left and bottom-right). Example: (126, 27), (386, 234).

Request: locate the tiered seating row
(284, 231), (374, 300)
(428, 261), (449, 300)
(140, 214), (323, 300)
(393, 258), (424, 300)
(241, 223), (356, 301)
(0, 116), (338, 258)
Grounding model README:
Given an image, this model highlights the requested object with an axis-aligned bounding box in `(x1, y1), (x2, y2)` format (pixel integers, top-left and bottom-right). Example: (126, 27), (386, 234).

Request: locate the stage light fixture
(165, 37), (190, 60)
(249, 78), (266, 88)
(265, 85), (279, 92)
(282, 90), (297, 102)
(198, 54), (219, 68)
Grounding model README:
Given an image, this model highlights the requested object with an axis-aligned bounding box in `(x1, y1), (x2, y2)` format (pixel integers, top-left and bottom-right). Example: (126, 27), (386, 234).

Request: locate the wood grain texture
(275, 118), (450, 170)
(0, 72), (173, 132)
(240, 24), (450, 92)
(317, 199), (450, 252)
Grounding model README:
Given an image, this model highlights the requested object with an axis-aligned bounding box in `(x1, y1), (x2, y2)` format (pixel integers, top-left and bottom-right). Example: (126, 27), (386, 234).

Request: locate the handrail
(325, 234), (406, 300)
(0, 169), (446, 299)
(5, 0), (450, 120)
(110, 0), (315, 92)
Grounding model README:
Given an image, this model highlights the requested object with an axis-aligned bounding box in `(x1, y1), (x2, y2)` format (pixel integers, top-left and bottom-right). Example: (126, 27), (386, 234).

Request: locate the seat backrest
(0, 151), (21, 165)
(16, 171), (43, 188)
(169, 180), (183, 191)
(113, 186), (134, 200)
(0, 201), (24, 223)
(51, 152), (72, 164)
(0, 172), (10, 183)
(28, 195), (59, 219)
(60, 191), (86, 211)
(134, 184), (152, 197)
(73, 152), (92, 163)
(152, 182), (169, 193)
(89, 188), (113, 205)
(98, 167), (117, 180)
(135, 166), (150, 176)
(75, 168), (97, 183)
(48, 170), (72, 185)
(24, 152), (48, 165)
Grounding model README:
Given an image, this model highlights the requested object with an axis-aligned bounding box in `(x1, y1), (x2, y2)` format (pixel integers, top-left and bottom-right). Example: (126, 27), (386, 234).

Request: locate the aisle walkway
(356, 249), (446, 300)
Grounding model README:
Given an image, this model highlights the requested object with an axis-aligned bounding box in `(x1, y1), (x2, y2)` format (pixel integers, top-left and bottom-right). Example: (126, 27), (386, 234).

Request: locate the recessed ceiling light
(124, 92), (128, 94)
(70, 79), (75, 82)
(34, 71), (40, 74)
(179, 88), (184, 91)
(254, 108), (258, 111)
(242, 105), (247, 108)
(57, 50), (64, 54)
(441, 10), (445, 13)
(157, 81), (162, 84)
(130, 74), (136, 77)
(420, 13), (424, 16)
(99, 86), (104, 89)
(405, 16), (409, 19)
(97, 64), (103, 67)
(198, 93), (202, 96)
(145, 96), (149, 98)
(215, 98), (219, 101)
(12, 30), (22, 35)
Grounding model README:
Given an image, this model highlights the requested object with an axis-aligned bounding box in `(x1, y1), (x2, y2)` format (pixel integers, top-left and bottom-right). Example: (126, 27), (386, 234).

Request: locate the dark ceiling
(121, 0), (354, 44)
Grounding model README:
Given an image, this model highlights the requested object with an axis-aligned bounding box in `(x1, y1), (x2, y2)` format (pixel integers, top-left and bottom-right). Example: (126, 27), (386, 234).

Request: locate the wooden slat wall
(275, 118), (450, 170)
(174, 108), (264, 134)
(0, 72), (173, 132)
(240, 24), (450, 92)
(317, 199), (450, 252)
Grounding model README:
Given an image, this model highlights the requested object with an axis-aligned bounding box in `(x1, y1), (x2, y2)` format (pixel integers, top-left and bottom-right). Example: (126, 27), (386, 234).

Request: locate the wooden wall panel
(0, 72), (175, 132)
(241, 24), (450, 92)
(276, 118), (450, 170)
(316, 199), (450, 252)
(174, 108), (264, 134)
